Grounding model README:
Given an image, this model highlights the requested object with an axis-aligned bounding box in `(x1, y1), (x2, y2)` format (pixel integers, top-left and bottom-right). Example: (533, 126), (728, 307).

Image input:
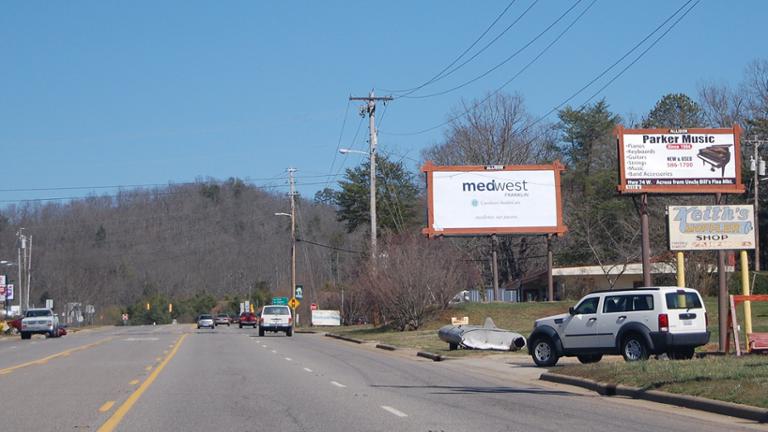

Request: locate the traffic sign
(273, 297), (288, 306)
(122, 313), (129, 321)
(295, 285), (303, 300)
(288, 297), (300, 309)
(310, 303), (318, 311)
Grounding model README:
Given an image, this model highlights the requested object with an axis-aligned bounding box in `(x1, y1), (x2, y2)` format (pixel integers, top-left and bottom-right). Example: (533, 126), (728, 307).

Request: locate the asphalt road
(1, 325), (765, 432)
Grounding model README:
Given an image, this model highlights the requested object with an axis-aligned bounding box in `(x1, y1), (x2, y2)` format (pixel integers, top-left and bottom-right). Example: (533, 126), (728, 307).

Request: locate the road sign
(122, 313), (129, 321)
(310, 303), (318, 311)
(295, 285), (303, 300)
(273, 297), (288, 305)
(288, 297), (300, 309)
(4, 284), (12, 301)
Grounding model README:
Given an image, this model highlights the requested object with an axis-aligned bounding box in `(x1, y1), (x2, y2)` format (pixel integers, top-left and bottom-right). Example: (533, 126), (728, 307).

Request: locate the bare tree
(363, 234), (478, 331)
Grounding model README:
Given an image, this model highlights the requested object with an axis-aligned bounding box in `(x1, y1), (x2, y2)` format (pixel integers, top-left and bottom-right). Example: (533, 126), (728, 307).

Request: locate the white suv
(258, 305), (293, 337)
(528, 287), (709, 367)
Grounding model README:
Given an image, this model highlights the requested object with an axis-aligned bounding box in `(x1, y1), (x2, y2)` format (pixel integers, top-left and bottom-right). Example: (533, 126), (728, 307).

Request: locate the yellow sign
(288, 297), (300, 309)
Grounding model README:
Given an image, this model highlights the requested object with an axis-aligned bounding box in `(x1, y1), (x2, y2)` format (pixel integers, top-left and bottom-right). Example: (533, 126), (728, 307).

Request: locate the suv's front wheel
(531, 338), (559, 367)
(621, 334), (649, 362)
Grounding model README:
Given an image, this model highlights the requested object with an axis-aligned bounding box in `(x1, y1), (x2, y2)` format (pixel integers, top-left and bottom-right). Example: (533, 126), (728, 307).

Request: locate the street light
(338, 147), (377, 263)
(274, 212), (296, 323)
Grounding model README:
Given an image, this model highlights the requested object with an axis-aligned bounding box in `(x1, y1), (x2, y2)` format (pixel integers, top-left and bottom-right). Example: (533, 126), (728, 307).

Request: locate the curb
(295, 330), (317, 334)
(325, 333), (364, 344)
(417, 351), (443, 361)
(540, 372), (768, 423)
(376, 343), (396, 351)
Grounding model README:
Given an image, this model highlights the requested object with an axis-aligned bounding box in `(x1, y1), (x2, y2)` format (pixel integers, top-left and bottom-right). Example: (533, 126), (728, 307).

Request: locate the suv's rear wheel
(577, 354), (603, 364)
(621, 334), (649, 362)
(286, 328), (293, 337)
(531, 338), (559, 367)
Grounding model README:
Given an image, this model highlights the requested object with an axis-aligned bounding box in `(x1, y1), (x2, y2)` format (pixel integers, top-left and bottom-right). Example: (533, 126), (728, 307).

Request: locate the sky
(1, 0), (766, 205)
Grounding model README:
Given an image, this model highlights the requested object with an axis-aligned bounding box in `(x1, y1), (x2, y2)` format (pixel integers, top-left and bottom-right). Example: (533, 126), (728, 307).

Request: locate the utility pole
(289, 168), (297, 325)
(349, 91), (392, 263)
(747, 136), (766, 272)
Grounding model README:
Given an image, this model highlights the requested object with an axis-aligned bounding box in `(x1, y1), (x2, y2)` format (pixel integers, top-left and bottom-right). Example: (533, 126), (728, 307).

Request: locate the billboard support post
(716, 193), (729, 352)
(641, 193), (652, 287)
(676, 252), (685, 287)
(547, 234), (554, 301)
(491, 235), (499, 302)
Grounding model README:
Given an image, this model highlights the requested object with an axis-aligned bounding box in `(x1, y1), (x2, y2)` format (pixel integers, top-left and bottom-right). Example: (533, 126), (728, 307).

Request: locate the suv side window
(574, 297), (599, 315)
(603, 295), (654, 313)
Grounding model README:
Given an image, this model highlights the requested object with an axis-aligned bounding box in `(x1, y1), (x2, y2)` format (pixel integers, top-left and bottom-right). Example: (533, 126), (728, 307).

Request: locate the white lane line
(285, 357), (292, 361)
(381, 406), (408, 418)
(271, 350), (277, 354)
(303, 367), (313, 373)
(330, 381), (346, 388)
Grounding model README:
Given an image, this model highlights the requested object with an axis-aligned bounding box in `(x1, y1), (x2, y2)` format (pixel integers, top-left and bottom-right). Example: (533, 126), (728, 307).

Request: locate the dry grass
(556, 355), (768, 408)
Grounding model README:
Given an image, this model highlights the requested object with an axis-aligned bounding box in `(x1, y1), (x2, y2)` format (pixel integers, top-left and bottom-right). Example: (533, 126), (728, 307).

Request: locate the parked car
(258, 305), (292, 337)
(528, 286), (709, 367)
(214, 314), (231, 326)
(197, 314), (215, 329)
(239, 312), (258, 328)
(20, 308), (61, 339)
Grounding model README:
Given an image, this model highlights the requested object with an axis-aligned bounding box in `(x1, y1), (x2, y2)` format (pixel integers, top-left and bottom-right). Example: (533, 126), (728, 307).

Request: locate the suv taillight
(288, 317), (292, 324)
(658, 313), (669, 332)
(705, 312), (708, 327)
(259, 317), (264, 324)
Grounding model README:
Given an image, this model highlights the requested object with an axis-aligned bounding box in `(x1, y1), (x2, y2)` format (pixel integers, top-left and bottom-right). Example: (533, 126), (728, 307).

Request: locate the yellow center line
(0, 337), (113, 376)
(99, 401), (116, 413)
(97, 334), (187, 432)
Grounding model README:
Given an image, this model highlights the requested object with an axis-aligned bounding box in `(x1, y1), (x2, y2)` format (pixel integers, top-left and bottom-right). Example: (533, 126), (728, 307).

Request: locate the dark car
(239, 312), (258, 328)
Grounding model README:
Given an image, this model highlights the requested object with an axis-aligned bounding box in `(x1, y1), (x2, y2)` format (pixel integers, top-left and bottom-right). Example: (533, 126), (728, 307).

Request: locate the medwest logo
(461, 179), (528, 192)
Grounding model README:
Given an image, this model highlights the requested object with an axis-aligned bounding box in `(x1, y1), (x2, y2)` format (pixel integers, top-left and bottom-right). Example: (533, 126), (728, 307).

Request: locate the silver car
(197, 314), (215, 329)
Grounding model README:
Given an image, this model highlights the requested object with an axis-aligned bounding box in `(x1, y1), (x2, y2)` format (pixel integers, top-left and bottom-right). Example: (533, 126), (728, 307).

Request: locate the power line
(324, 99), (353, 192)
(296, 237), (362, 255)
(513, 0), (698, 136)
(388, 0), (532, 97)
(402, 0), (579, 100)
(382, 0), (596, 136)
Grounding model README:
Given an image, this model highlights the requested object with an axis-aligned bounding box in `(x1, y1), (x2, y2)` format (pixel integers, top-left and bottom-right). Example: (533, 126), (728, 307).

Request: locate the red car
(239, 312), (258, 328)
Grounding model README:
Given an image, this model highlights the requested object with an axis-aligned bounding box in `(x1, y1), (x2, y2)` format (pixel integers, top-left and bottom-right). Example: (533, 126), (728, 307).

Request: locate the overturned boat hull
(438, 321), (526, 351)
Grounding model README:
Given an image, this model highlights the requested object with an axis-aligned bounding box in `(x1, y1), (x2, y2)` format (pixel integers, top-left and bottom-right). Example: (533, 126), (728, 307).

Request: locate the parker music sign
(668, 205), (755, 251)
(617, 125), (744, 194)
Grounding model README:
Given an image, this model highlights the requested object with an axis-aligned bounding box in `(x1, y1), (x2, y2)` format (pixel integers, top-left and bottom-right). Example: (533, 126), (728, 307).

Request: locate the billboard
(422, 162), (567, 237)
(617, 125), (744, 194)
(311, 310), (341, 326)
(668, 205), (755, 251)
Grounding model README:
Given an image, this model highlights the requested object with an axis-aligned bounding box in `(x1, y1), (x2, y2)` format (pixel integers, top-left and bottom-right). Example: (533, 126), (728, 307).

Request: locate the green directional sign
(272, 297), (288, 305)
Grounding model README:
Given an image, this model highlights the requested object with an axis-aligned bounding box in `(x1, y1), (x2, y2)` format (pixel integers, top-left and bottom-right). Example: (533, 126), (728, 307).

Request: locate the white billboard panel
(422, 163), (567, 236)
(311, 310), (341, 326)
(668, 205), (755, 251)
(617, 126), (743, 194)
(433, 170), (556, 229)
